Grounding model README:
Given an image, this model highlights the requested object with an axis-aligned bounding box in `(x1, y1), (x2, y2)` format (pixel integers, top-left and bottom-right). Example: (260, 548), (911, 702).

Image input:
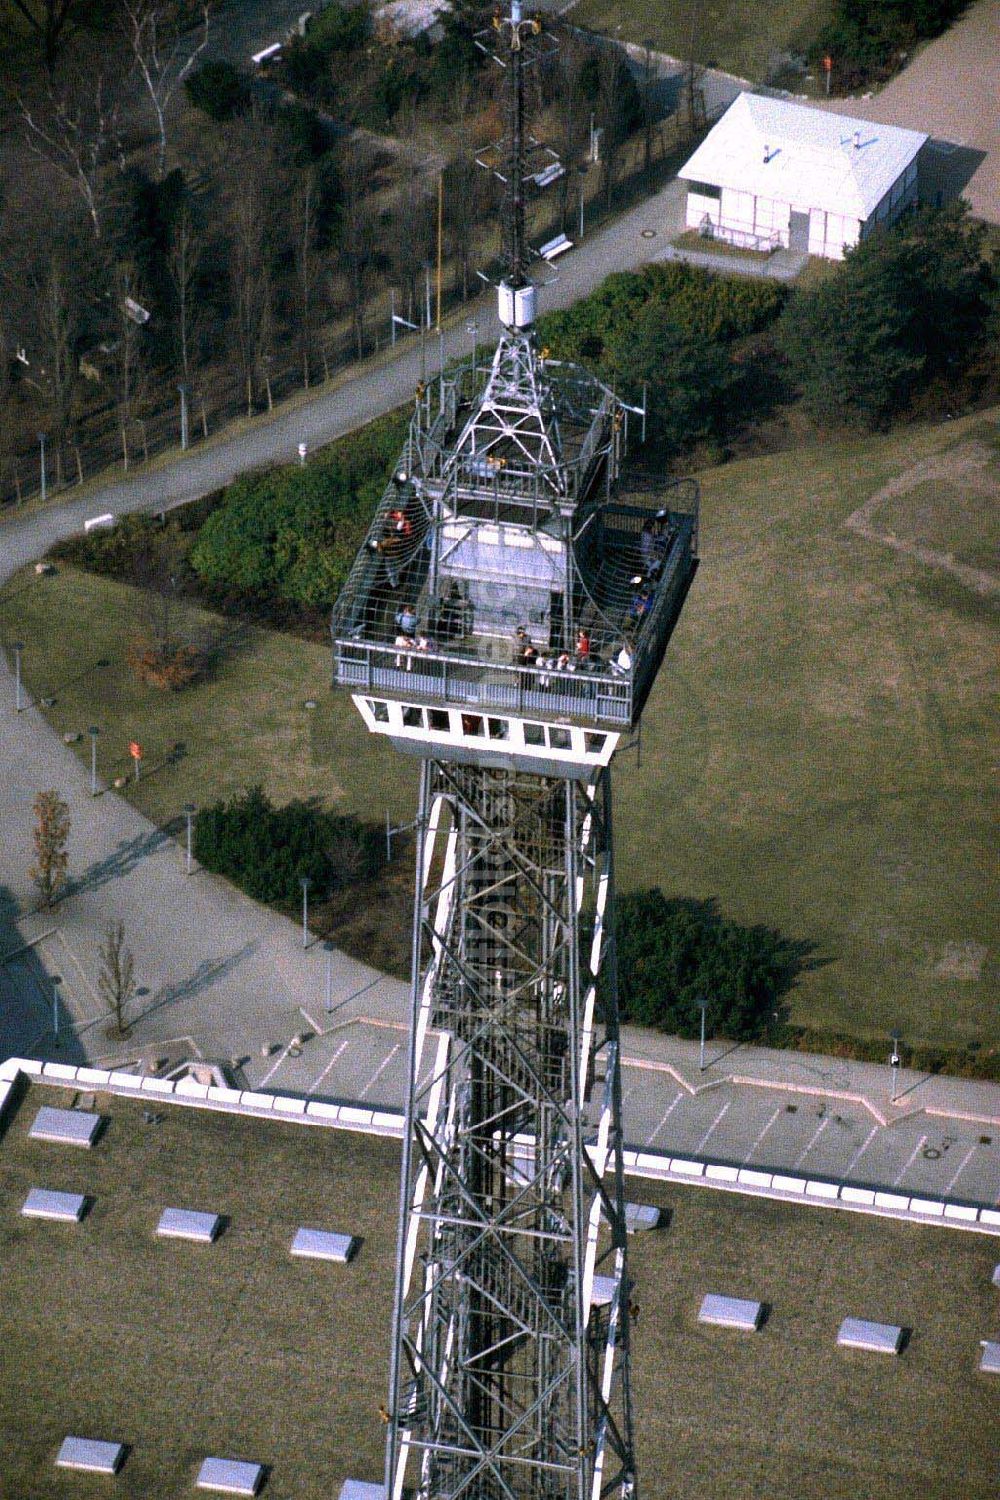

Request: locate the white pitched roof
(680, 93), (926, 220)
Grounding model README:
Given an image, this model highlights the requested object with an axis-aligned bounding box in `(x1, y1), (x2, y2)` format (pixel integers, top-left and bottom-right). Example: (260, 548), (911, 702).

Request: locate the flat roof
(680, 92), (927, 219)
(1, 1079), (398, 1500)
(3, 1078), (998, 1498)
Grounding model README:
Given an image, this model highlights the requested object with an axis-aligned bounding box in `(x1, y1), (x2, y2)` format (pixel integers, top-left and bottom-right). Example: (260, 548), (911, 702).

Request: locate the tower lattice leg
(385, 760), (638, 1500)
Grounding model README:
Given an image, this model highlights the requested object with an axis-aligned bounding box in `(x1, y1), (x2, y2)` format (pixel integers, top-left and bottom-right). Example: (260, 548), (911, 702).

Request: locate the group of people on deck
(513, 626), (631, 687)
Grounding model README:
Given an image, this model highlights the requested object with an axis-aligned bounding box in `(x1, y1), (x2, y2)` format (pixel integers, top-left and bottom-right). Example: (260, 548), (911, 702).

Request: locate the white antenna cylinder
(498, 281), (536, 329)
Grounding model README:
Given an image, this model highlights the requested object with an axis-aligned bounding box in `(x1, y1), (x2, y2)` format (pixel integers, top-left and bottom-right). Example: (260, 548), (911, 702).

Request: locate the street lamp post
(467, 320), (478, 375)
(183, 803), (196, 875)
(300, 875), (311, 949)
(890, 1028), (901, 1102)
(51, 974), (63, 1047)
(13, 641), (25, 712)
(38, 432), (47, 502)
(323, 939), (335, 1014)
(88, 725), (100, 795)
(178, 383), (190, 451)
(699, 1000), (708, 1073)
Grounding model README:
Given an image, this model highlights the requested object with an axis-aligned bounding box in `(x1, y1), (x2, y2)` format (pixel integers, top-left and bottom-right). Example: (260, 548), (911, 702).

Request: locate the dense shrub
(815, 0), (969, 91)
(612, 890), (808, 1042)
(537, 263), (785, 455)
(778, 203), (993, 428)
(538, 264), (786, 371)
(184, 60), (249, 121)
(189, 409), (408, 608)
(51, 512), (169, 577)
(193, 786), (383, 905)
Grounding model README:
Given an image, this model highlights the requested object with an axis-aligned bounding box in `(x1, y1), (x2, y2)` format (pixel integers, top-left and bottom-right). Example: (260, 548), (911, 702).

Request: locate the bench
(539, 234), (573, 262)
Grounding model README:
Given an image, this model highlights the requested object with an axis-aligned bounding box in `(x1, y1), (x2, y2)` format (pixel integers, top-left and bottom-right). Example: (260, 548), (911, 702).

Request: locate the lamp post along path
(88, 726), (100, 795)
(13, 642), (25, 712)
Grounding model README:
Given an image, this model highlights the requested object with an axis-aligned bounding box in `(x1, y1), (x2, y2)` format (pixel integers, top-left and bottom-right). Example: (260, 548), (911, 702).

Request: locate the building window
(461, 714), (485, 736)
(429, 709), (450, 732)
(548, 727), (571, 750)
(402, 705), (423, 728)
(585, 733), (607, 755)
(688, 180), (721, 200)
(368, 700), (390, 723)
(524, 722), (545, 746)
(488, 718), (509, 740)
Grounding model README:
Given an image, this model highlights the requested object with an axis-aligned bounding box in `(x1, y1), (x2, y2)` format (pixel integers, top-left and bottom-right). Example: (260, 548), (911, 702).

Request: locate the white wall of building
(683, 156), (919, 260)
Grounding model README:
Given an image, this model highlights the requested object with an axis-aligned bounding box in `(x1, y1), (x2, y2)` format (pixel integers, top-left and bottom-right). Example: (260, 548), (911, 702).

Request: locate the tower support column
(385, 761), (638, 1500)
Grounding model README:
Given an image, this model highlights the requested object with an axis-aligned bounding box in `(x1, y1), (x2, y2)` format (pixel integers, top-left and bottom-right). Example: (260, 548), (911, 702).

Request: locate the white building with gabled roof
(679, 92), (927, 260)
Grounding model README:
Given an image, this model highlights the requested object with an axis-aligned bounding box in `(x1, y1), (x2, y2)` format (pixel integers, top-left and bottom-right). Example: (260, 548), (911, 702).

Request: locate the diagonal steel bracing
(386, 761), (638, 1500)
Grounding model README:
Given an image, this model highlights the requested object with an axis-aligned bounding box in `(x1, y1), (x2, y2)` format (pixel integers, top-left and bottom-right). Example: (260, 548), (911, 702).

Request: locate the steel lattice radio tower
(331, 8), (698, 1495)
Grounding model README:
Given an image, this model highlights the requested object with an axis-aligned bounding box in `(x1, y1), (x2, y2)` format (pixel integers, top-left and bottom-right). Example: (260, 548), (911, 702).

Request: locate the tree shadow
(65, 828), (171, 899)
(0, 882), (88, 1064)
(132, 943), (258, 1024)
(36, 655), (111, 702)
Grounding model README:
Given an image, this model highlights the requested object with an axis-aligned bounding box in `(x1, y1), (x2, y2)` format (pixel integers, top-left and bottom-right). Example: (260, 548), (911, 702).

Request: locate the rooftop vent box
(837, 1318), (904, 1354)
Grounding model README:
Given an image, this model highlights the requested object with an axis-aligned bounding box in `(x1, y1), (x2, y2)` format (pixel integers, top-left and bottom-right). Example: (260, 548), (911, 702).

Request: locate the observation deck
(331, 349), (698, 750)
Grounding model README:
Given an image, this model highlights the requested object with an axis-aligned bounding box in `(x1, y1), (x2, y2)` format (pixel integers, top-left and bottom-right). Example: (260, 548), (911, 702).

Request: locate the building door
(789, 211), (809, 252)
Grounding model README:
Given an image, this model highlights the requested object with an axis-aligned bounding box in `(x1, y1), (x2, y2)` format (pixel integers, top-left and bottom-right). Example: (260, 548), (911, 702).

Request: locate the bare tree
(292, 168), (319, 387)
(18, 72), (123, 240)
(166, 200), (201, 380)
(30, 788), (70, 908)
(97, 920), (136, 1037)
(443, 150), (484, 303)
(553, 37), (590, 231)
(123, 0), (211, 179)
(37, 250), (78, 484)
(111, 261), (148, 466)
(9, 0), (88, 77)
(596, 46), (629, 213)
(224, 112), (277, 412)
(339, 137), (378, 361)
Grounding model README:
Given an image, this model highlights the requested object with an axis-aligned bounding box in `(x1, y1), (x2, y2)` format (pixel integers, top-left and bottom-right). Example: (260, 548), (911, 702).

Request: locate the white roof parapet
(679, 92), (926, 220)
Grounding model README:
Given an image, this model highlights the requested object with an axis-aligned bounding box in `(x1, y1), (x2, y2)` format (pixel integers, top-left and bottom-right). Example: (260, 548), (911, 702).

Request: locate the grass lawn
(4, 1080), (997, 1499)
(1, 409), (997, 1048)
(570, 0), (833, 84)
